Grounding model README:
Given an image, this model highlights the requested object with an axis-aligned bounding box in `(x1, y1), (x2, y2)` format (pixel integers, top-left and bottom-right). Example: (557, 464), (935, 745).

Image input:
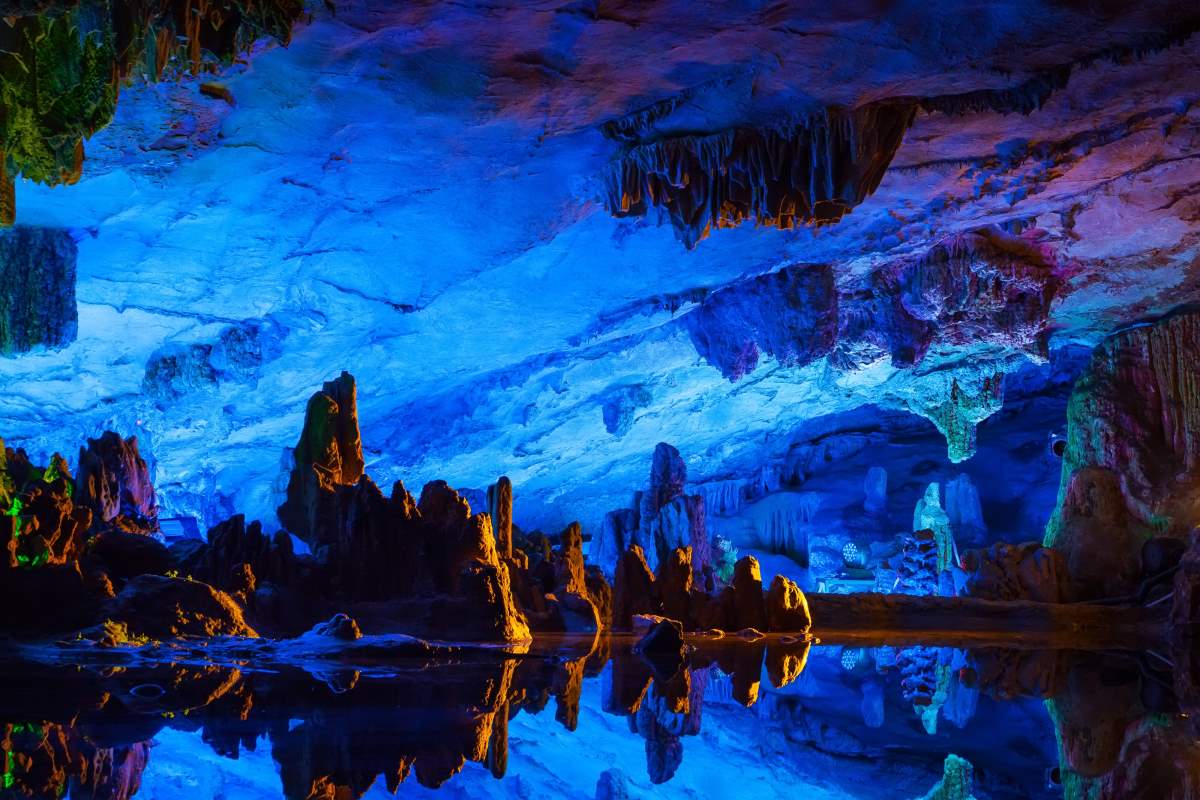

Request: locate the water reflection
(0, 638), (1188, 799)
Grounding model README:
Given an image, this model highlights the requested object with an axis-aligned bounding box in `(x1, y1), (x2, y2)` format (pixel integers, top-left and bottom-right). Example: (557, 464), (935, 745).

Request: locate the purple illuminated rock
(600, 444), (713, 581)
(683, 264), (838, 381)
(75, 432), (158, 535)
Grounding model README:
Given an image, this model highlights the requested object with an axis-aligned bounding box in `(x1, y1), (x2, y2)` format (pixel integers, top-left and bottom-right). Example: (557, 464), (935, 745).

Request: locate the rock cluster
(0, 436), (249, 639)
(612, 546), (811, 635)
(595, 443), (712, 582)
(192, 371), (611, 641)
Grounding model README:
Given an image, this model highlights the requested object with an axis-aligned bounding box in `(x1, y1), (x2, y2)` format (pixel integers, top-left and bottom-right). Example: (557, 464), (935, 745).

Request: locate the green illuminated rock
(0, 0), (304, 225)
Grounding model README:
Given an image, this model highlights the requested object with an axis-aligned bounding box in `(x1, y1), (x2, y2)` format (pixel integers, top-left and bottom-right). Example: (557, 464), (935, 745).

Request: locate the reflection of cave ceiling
(0, 0), (1198, 533)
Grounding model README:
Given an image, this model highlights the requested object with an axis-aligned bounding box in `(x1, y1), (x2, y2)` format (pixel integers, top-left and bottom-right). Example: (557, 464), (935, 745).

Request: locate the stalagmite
(488, 476), (514, 559)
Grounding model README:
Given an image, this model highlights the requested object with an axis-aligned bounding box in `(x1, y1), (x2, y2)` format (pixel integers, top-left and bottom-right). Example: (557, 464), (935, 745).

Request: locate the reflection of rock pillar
(554, 657), (587, 731)
(488, 476), (513, 559)
(486, 702), (509, 779)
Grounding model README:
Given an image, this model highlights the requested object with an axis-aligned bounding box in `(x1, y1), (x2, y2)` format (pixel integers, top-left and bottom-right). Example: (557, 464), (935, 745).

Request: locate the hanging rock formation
(604, 102), (917, 248)
(908, 375), (1006, 464)
(0, 226), (78, 354)
(682, 264), (838, 381)
(1046, 309), (1200, 600)
(675, 225), (1059, 461)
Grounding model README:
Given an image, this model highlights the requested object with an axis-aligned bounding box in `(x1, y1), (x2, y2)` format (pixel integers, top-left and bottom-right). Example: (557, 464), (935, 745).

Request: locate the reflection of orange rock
(765, 641), (811, 689)
(1, 721), (150, 800)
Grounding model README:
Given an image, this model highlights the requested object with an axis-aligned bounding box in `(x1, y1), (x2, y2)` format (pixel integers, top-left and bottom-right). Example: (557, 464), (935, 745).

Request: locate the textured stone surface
(105, 574), (258, 639)
(1047, 310), (1200, 598)
(764, 574), (812, 633)
(74, 432), (158, 535)
(0, 226), (76, 354)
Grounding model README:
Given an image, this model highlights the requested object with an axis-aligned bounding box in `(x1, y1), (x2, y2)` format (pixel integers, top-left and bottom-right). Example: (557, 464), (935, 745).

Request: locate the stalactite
(604, 102), (917, 248)
(908, 374), (1006, 464)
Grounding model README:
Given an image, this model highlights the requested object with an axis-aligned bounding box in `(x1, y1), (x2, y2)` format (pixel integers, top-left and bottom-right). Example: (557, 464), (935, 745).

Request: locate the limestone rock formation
(1, 442), (90, 570)
(0, 0), (304, 224)
(0, 226), (77, 354)
(277, 370), (365, 545)
(961, 542), (1071, 603)
(552, 522), (602, 632)
(682, 264), (838, 381)
(605, 103), (916, 248)
(594, 443), (712, 581)
(913, 484), (955, 572)
(74, 432), (158, 535)
(1047, 310), (1200, 599)
(917, 754), (978, 800)
(487, 476), (513, 558)
(892, 529), (941, 596)
(909, 375), (1006, 464)
(731, 556), (767, 632)
(765, 575), (812, 633)
(613, 545), (659, 631)
(105, 574), (258, 639)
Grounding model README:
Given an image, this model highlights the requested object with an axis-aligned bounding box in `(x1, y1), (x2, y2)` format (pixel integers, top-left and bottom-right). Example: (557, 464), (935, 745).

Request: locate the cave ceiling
(0, 0), (1197, 532)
